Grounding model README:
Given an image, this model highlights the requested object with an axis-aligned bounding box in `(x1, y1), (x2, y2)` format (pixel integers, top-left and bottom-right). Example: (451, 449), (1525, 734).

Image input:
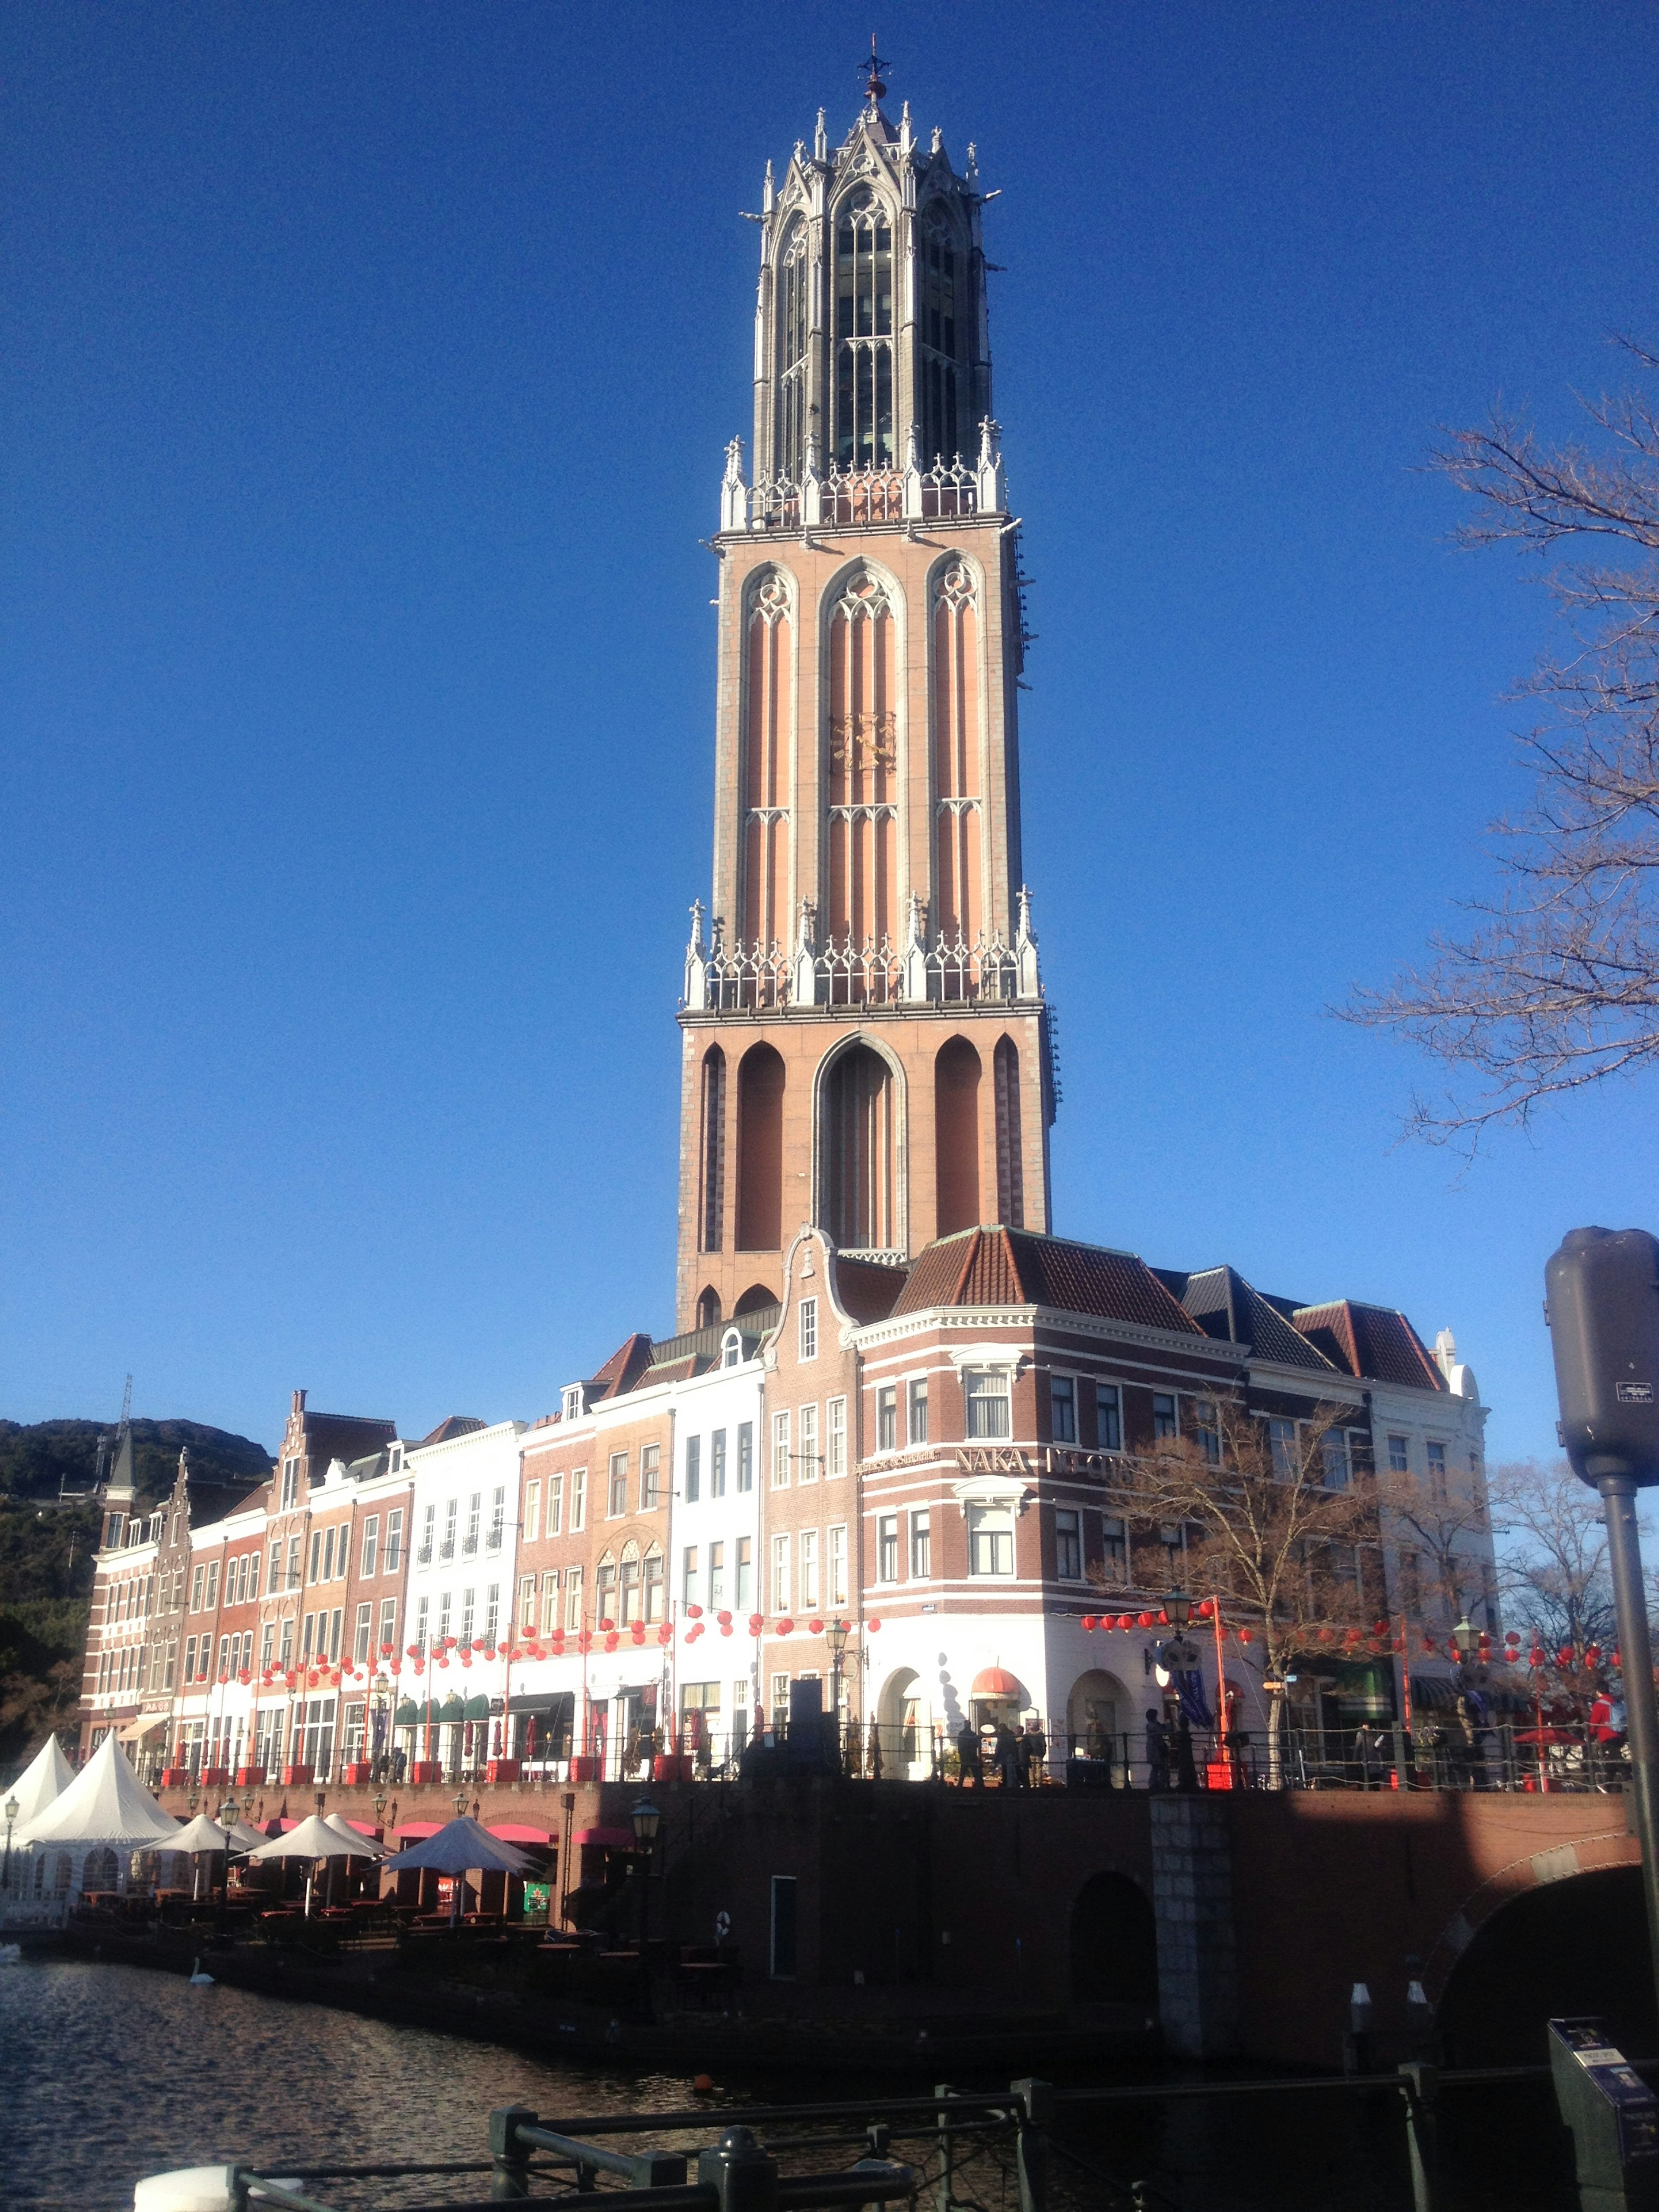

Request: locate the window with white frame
(1388, 1435), (1410, 1475)
(608, 1454), (628, 1517)
(1050, 1375), (1076, 1444)
(524, 1480), (540, 1543)
(485, 1583), (499, 1643)
(737, 1422), (753, 1492)
(443, 1500), (458, 1559)
(1195, 1402), (1221, 1466)
(799, 1297), (818, 1360)
(465, 1493), (481, 1554)
(619, 1548), (640, 1625)
(460, 1588), (476, 1644)
(910, 1510), (930, 1579)
(1152, 1393), (1178, 1441)
(685, 1436), (701, 1503)
(354, 1604), (372, 1664)
(708, 1432), (725, 1499)
(800, 1530), (819, 1608)
(963, 1368), (1011, 1441)
(683, 1546), (699, 1610)
(281, 1457), (300, 1509)
(1427, 1440), (1447, 1499)
(909, 1377), (928, 1446)
(967, 1501), (1015, 1576)
(1054, 1508), (1082, 1582)
(772, 1534), (791, 1611)
(1269, 1418), (1297, 1478)
(798, 1404), (818, 1482)
(361, 1516), (379, 1577)
(563, 1384), (585, 1422)
(1322, 1430), (1351, 1491)
(540, 1568), (558, 1621)
(437, 1592), (452, 1645)
(876, 1386), (897, 1452)
(564, 1566), (582, 1630)
(642, 1441), (662, 1507)
(735, 1536), (753, 1610)
(547, 1472), (563, 1534)
(708, 1540), (725, 1608)
(420, 1503), (435, 1564)
(877, 1515), (899, 1583)
(1102, 1514), (1127, 1581)
(1095, 1383), (1122, 1452)
(645, 1547), (664, 1621)
(379, 1596), (397, 1652)
(827, 1397), (847, 1476)
(415, 1595), (429, 1651)
(571, 1468), (587, 1530)
(772, 1411), (791, 1487)
(489, 1486), (506, 1550)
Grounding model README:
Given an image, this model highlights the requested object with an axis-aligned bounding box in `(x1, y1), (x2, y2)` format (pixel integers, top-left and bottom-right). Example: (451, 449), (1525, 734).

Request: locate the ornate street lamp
(3, 1792), (18, 1894)
(1451, 1614), (1477, 1663)
(1164, 1589), (1195, 1631)
(630, 1797), (662, 1959)
(373, 1788), (388, 1830)
(454, 1786), (470, 1819)
(824, 1618), (850, 1759)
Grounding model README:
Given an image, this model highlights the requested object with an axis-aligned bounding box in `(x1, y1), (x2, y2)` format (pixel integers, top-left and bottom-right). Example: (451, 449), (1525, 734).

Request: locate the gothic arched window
(826, 568), (897, 950)
(917, 205), (964, 464)
(994, 1035), (1025, 1228)
(736, 1042), (786, 1252)
(934, 1035), (982, 1237)
(833, 192), (894, 469)
(699, 1046), (725, 1253)
(933, 559), (981, 940)
(822, 1042), (897, 1253)
(776, 222), (810, 483)
(744, 569), (792, 950)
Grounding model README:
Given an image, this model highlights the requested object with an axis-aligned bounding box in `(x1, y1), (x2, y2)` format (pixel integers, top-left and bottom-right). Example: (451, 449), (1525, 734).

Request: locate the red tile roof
(1291, 1302), (1445, 1390)
(588, 1332), (656, 1400)
(833, 1256), (909, 1324)
(891, 1228), (1206, 1335)
(417, 1415), (486, 1447)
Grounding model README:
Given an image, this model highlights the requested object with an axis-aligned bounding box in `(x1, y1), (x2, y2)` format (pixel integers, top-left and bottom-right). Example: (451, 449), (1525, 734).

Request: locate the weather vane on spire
(861, 33), (890, 103)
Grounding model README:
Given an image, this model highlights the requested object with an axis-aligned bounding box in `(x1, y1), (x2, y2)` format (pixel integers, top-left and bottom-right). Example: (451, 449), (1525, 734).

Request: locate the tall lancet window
(933, 561), (981, 942)
(917, 207), (963, 464)
(775, 223), (809, 484)
(826, 569), (897, 952)
(822, 1043), (896, 1253)
(743, 569), (793, 950)
(833, 192), (894, 469)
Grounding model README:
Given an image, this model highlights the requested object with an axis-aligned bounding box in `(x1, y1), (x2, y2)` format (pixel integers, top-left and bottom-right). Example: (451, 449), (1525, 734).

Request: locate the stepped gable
(833, 1255), (909, 1324)
(1159, 1264), (1340, 1373)
(1292, 1300), (1445, 1390)
(416, 1415), (486, 1447)
(893, 1227), (1206, 1334)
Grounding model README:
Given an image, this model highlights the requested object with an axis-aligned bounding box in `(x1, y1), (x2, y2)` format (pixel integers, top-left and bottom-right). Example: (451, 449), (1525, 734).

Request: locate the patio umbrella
(324, 1814), (389, 1857)
(246, 1812), (381, 1915)
(169, 1814), (232, 1853)
(380, 1815), (535, 1925)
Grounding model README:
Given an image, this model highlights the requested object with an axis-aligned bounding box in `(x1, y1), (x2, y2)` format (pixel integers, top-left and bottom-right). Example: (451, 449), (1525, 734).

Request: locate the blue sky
(6, 3), (1658, 1459)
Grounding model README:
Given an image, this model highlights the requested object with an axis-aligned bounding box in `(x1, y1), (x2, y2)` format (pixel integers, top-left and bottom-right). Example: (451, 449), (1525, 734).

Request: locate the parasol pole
(1212, 1595), (1227, 1745)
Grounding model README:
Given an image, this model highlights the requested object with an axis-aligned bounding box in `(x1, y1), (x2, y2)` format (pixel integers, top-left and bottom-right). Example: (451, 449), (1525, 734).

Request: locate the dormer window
(563, 1384), (587, 1423)
(721, 1327), (744, 1370)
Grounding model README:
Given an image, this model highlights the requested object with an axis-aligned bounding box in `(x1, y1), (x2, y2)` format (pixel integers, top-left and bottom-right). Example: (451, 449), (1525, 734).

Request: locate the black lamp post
(631, 1796), (661, 1952)
(3, 1792), (18, 1895)
(1164, 1589), (1194, 1631)
(1451, 1614), (1477, 1665)
(824, 1618), (850, 1763)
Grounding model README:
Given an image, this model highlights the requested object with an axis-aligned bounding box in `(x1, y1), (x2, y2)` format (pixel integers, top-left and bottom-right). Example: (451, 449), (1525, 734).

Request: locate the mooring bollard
(1398, 2061), (1440, 2212)
(697, 2125), (779, 2212)
(1009, 2078), (1053, 2212)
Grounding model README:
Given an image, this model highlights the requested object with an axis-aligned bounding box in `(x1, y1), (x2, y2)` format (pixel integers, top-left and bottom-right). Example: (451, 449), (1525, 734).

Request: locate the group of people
(955, 1715), (1049, 1788)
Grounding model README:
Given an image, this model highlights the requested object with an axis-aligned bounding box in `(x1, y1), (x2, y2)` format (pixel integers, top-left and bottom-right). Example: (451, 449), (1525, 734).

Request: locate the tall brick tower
(676, 62), (1054, 1334)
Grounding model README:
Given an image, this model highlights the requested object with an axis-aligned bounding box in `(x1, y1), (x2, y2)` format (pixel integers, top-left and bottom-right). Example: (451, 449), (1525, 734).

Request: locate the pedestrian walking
(1354, 1721), (1385, 1789)
(1020, 1716), (1048, 1789)
(995, 1720), (1020, 1789)
(1144, 1708), (1170, 1791)
(956, 1717), (982, 1788)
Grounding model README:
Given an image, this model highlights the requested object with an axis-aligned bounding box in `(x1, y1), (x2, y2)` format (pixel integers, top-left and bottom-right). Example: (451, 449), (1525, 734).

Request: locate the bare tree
(1099, 1398), (1382, 1786)
(1381, 1471), (1492, 1634)
(1344, 338), (1659, 1149)
(1487, 1455), (1618, 1657)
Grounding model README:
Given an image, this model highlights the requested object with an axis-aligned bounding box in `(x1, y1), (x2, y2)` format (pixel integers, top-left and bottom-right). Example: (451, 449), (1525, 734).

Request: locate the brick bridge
(167, 1776), (1643, 2069)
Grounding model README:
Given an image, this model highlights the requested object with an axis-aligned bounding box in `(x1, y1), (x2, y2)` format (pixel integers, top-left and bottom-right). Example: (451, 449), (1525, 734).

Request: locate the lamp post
(1163, 1589), (1194, 1630)
(3, 1792), (18, 1896)
(1451, 1614), (1477, 1666)
(631, 1796), (661, 1957)
(1163, 1591), (1199, 1791)
(824, 1618), (850, 1767)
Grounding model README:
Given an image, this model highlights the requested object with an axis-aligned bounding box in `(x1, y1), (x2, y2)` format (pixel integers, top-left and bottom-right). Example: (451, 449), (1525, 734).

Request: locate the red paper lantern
(1503, 1649), (1519, 1663)
(658, 1624), (673, 1645)
(719, 1621), (732, 1635)
(1558, 1648), (1574, 1667)
(1157, 1610), (1170, 1626)
(630, 1624), (645, 1645)
(1586, 1643), (1602, 1663)
(604, 1631), (619, 1653)
(1118, 1614), (1135, 1630)
(472, 1637), (486, 1652)
(749, 1612), (765, 1633)
(717, 1611), (732, 1627)
(777, 1618), (795, 1636)
(1138, 1611), (1155, 1629)
(1081, 1615), (1098, 1631)
(1239, 1628), (1254, 1644)
(808, 1618), (824, 1635)
(1505, 1630), (1521, 1645)
(1197, 1599), (1214, 1619)
(599, 1618), (615, 1633)
(1373, 1619), (1389, 1636)
(686, 1604), (703, 1620)
(867, 1618), (881, 1632)
(445, 1636), (457, 1648)
(381, 1643), (395, 1657)
(407, 1644), (420, 1658)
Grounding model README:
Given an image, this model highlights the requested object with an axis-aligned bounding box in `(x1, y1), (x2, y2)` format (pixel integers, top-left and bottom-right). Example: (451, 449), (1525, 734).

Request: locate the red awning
(573, 1824), (635, 1848)
(336, 1818), (378, 1837)
(394, 1821), (443, 1839)
(971, 1668), (1022, 1698)
(488, 1824), (553, 1845)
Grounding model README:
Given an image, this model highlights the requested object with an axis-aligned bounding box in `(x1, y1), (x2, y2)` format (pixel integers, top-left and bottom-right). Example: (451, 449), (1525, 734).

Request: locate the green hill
(0, 1416), (274, 1773)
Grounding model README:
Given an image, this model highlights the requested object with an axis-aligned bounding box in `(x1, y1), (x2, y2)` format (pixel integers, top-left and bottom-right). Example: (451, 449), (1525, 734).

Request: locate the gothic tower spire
(677, 84), (1052, 1334)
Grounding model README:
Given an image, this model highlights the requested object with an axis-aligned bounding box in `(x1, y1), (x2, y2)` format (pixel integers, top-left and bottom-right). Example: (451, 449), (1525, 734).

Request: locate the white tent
(14, 1735), (180, 1852)
(379, 1816), (535, 1876)
(324, 1815), (388, 1858)
(4, 1736), (73, 1830)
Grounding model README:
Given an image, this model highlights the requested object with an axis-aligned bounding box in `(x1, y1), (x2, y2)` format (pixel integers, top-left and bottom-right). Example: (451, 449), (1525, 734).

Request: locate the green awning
(462, 1694), (490, 1722)
(437, 1694), (465, 1723)
(394, 1700), (421, 1727)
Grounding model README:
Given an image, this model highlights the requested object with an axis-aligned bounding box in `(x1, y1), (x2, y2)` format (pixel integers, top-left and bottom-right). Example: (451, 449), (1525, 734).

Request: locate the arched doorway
(877, 1666), (931, 1778)
(1067, 1669), (1131, 1762)
(736, 1043), (785, 1251)
(821, 1042), (897, 1252)
(934, 1036), (981, 1236)
(993, 1035), (1023, 1227)
(1070, 1872), (1158, 2006)
(1438, 1866), (1653, 2065)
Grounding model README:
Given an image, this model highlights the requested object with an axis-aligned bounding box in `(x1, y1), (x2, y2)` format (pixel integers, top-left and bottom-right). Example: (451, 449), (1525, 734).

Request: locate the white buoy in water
(187, 1957), (214, 1986)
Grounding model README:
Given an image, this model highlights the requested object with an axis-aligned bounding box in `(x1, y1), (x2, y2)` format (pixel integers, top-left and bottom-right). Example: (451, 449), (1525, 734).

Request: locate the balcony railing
(718, 421), (1007, 532)
(486, 1528), (503, 1551)
(416, 1545), (432, 1566)
(439, 1541), (455, 1560)
(685, 893), (1042, 1015)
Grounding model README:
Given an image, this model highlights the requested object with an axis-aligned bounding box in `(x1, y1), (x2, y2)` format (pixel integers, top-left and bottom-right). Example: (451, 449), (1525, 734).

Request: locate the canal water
(0, 1955), (1581, 2212)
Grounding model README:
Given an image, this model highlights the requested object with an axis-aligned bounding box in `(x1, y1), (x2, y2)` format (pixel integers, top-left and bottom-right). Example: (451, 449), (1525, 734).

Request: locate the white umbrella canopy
(5, 1735), (73, 1828)
(224, 1819), (267, 1853)
(14, 1735), (180, 1851)
(245, 1814), (380, 1861)
(169, 1814), (232, 1853)
(324, 1815), (389, 1857)
(379, 1816), (535, 1876)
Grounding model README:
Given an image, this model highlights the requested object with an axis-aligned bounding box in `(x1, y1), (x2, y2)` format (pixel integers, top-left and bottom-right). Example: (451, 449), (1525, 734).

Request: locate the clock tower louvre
(675, 79), (1053, 1337)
